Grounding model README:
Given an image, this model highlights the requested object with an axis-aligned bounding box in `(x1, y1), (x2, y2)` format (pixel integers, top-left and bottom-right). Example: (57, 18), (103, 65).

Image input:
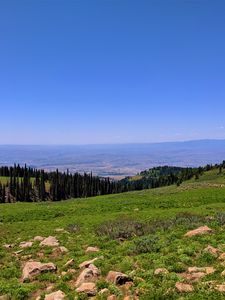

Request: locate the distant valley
(0, 139), (225, 178)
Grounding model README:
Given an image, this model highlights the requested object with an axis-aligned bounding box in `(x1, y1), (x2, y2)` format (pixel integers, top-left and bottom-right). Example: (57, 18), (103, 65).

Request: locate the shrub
(131, 235), (160, 254)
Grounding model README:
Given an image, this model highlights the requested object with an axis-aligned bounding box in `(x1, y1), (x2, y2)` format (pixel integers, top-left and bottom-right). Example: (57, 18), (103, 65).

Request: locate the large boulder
(40, 236), (59, 247)
(45, 290), (65, 300)
(22, 261), (57, 281)
(76, 282), (96, 296)
(184, 226), (212, 237)
(106, 271), (132, 285)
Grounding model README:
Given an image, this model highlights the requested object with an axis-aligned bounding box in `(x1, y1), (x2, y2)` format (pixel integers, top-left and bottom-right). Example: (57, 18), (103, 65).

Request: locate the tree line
(0, 161), (224, 203)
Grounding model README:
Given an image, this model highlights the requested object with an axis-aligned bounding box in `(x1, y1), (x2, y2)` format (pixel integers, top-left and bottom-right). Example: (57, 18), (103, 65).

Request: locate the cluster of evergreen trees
(0, 165), (121, 203)
(0, 161), (224, 203)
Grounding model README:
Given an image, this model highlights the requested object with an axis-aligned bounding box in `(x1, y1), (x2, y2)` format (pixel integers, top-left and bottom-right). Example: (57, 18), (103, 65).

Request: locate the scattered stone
(75, 264), (100, 287)
(106, 271), (132, 285)
(221, 270), (225, 276)
(85, 246), (100, 253)
(184, 226), (213, 237)
(40, 236), (59, 247)
(0, 295), (10, 300)
(175, 282), (194, 293)
(14, 250), (23, 255)
(64, 259), (74, 268)
(187, 266), (215, 275)
(180, 272), (206, 282)
(46, 285), (54, 292)
(59, 246), (68, 253)
(76, 282), (96, 296)
(154, 268), (169, 275)
(45, 290), (65, 300)
(19, 241), (33, 248)
(204, 245), (220, 257)
(215, 285), (225, 292)
(79, 257), (101, 268)
(33, 236), (45, 242)
(3, 244), (14, 249)
(99, 288), (109, 295)
(67, 268), (76, 274)
(22, 261), (57, 281)
(219, 253), (225, 260)
(107, 296), (117, 300)
(61, 271), (67, 276)
(21, 254), (32, 260)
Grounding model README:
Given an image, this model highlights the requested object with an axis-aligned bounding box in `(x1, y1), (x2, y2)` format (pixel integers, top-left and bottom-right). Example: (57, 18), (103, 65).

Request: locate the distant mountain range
(0, 139), (225, 178)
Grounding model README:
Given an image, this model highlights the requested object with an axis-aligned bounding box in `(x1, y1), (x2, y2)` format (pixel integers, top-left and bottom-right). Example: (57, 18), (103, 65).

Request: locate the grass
(1, 168), (225, 299)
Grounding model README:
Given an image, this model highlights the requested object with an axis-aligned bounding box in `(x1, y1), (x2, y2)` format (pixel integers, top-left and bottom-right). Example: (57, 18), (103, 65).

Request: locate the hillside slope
(1, 168), (225, 299)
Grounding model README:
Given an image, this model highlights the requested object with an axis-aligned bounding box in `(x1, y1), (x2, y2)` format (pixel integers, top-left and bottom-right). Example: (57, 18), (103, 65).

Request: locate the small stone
(79, 257), (101, 268)
(67, 268), (76, 274)
(221, 270), (225, 276)
(75, 264), (100, 287)
(76, 282), (96, 296)
(154, 268), (169, 275)
(55, 228), (65, 232)
(61, 271), (67, 276)
(40, 236), (59, 247)
(45, 290), (65, 300)
(215, 284), (225, 292)
(187, 266), (215, 275)
(107, 296), (117, 300)
(184, 226), (212, 237)
(33, 236), (45, 242)
(3, 244), (14, 249)
(219, 253), (225, 260)
(175, 282), (194, 293)
(204, 245), (220, 257)
(99, 288), (109, 295)
(106, 271), (132, 285)
(59, 246), (68, 253)
(85, 246), (100, 253)
(19, 241), (33, 248)
(0, 295), (10, 300)
(64, 259), (74, 268)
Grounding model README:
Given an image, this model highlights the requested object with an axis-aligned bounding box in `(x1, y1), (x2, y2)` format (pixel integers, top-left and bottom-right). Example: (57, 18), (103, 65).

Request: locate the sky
(0, 0), (225, 145)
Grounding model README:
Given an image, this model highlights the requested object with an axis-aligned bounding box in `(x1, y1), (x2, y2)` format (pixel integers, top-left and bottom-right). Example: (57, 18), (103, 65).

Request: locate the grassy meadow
(1, 169), (225, 299)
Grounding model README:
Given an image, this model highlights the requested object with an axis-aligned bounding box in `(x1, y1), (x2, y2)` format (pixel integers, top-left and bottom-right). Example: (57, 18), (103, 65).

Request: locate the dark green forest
(0, 162), (224, 203)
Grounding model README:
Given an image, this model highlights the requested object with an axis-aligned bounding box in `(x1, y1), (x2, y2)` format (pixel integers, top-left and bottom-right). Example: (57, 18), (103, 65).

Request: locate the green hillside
(1, 168), (225, 299)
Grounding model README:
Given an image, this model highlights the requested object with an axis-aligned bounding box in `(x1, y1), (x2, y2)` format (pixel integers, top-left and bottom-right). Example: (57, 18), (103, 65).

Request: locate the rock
(67, 268), (76, 274)
(0, 295), (10, 300)
(61, 271), (67, 276)
(33, 236), (45, 242)
(3, 244), (14, 249)
(40, 236), (59, 247)
(45, 290), (65, 300)
(85, 246), (100, 253)
(184, 226), (212, 237)
(19, 241), (33, 248)
(99, 288), (109, 295)
(187, 266), (215, 274)
(154, 268), (169, 275)
(175, 282), (194, 293)
(75, 264), (100, 287)
(107, 296), (117, 300)
(14, 250), (23, 255)
(79, 257), (100, 268)
(22, 261), (57, 281)
(59, 246), (68, 253)
(106, 271), (132, 285)
(219, 253), (225, 260)
(64, 259), (74, 268)
(180, 272), (206, 282)
(215, 285), (225, 292)
(221, 270), (225, 276)
(204, 245), (220, 257)
(76, 282), (96, 296)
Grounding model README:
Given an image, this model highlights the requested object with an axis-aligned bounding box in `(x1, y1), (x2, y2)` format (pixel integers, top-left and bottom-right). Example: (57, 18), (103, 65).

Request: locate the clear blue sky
(0, 0), (225, 144)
